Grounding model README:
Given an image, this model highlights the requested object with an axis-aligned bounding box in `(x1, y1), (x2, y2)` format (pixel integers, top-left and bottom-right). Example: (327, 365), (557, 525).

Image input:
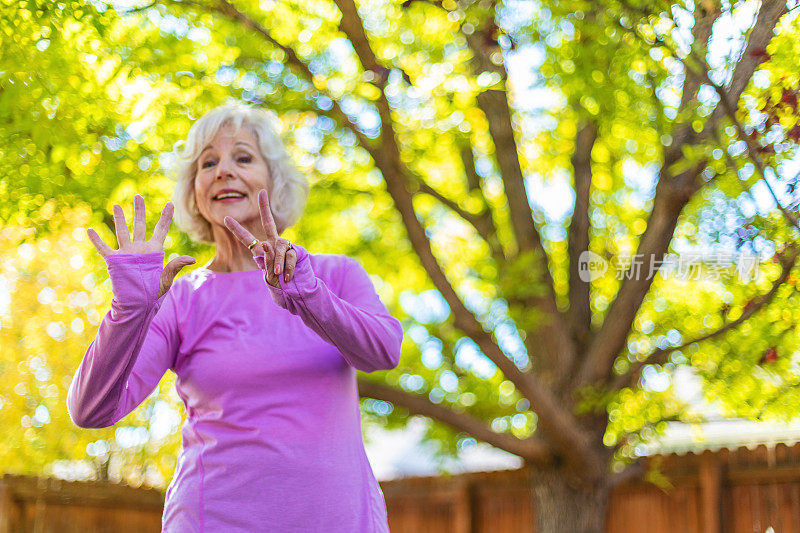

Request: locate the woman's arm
(255, 244), (403, 373)
(66, 252), (180, 429)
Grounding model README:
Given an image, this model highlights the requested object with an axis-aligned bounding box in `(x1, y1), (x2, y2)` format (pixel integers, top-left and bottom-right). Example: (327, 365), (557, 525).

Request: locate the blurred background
(3, 0), (800, 530)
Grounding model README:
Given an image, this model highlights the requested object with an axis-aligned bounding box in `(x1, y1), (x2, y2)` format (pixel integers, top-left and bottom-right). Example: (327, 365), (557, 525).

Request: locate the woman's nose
(215, 157), (234, 180)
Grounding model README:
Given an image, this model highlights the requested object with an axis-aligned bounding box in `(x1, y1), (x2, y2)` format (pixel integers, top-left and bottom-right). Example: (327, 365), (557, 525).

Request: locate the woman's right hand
(86, 194), (196, 299)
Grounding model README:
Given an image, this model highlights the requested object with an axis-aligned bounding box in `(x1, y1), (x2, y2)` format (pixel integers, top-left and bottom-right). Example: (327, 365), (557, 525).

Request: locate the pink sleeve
(66, 252), (180, 429)
(254, 244), (403, 373)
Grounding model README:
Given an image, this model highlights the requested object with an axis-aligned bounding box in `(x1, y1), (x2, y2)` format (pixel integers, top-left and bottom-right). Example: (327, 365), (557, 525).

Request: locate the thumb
(158, 255), (196, 298)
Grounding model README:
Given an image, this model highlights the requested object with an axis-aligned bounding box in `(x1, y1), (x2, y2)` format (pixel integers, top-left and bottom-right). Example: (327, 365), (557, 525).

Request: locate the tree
(4, 0), (800, 530)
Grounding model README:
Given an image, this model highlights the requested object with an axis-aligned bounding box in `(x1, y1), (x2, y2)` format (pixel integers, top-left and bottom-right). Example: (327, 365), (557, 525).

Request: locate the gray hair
(168, 102), (309, 244)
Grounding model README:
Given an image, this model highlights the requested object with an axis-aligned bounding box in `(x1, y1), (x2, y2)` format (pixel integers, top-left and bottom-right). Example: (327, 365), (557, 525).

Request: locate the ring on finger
(247, 238), (259, 251)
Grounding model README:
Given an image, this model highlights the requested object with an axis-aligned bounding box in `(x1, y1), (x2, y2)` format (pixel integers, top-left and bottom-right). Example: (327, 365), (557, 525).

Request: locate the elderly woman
(66, 102), (403, 532)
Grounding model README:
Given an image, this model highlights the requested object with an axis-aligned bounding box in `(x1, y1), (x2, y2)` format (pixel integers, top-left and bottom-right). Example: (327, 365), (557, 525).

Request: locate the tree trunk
(531, 469), (609, 533)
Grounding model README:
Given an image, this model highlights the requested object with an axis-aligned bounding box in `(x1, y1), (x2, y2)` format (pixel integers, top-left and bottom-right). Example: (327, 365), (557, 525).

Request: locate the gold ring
(247, 238), (259, 251)
(287, 242), (294, 250)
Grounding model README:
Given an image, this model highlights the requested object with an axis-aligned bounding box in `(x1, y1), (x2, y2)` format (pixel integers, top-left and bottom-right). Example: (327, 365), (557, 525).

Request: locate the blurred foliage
(0, 206), (183, 486)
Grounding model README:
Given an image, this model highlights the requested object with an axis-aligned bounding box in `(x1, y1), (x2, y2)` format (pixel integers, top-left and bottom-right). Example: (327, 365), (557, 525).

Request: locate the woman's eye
(200, 155), (249, 167)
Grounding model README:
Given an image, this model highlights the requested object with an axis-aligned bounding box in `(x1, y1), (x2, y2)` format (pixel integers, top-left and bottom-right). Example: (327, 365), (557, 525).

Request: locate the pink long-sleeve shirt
(66, 243), (403, 532)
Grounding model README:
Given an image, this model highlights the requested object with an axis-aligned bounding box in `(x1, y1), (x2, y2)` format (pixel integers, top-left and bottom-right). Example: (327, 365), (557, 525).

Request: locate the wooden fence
(381, 443), (800, 533)
(0, 475), (163, 533)
(3, 443), (800, 532)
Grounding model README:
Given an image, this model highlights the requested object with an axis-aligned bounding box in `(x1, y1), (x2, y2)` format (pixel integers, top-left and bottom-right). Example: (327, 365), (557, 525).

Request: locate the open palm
(86, 194), (195, 298)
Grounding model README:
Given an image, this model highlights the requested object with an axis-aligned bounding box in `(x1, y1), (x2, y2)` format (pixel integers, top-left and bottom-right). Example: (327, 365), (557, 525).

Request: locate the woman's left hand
(223, 189), (297, 288)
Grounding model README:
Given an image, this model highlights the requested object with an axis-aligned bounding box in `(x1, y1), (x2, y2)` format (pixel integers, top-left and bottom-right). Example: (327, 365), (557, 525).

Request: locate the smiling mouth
(212, 193), (247, 201)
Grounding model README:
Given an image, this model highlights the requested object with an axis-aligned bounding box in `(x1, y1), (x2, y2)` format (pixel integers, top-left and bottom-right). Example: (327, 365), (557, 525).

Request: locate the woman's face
(194, 124), (271, 232)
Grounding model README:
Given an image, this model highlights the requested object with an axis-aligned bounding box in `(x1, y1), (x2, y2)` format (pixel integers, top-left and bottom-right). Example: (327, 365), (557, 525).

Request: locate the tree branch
(119, 1), (159, 15)
(357, 377), (552, 464)
(678, 0), (721, 112)
(669, 2), (800, 234)
(460, 137), (484, 193)
(701, 0), (788, 136)
(395, 0), (578, 388)
(335, 0), (505, 265)
(465, 23), (577, 387)
(692, 54), (800, 231)
(411, 176), (504, 263)
(333, 0), (412, 86)
(457, 136), (507, 260)
(184, 0), (377, 151)
(573, 0), (788, 390)
(460, 15), (552, 254)
(717, 128), (800, 231)
(474, 87), (540, 255)
(380, 140), (603, 477)
(573, 163), (704, 389)
(566, 121), (598, 355)
(380, 111), (602, 477)
(611, 244), (800, 390)
(661, 0), (787, 167)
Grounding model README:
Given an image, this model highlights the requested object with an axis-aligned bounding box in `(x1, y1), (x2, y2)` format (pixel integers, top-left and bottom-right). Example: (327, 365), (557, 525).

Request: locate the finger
(86, 228), (114, 257)
(265, 268), (280, 288)
(273, 240), (290, 276)
(259, 189), (279, 241)
(260, 241), (276, 269)
(132, 194), (146, 241)
(158, 255), (196, 299)
(284, 247), (296, 283)
(150, 201), (174, 246)
(223, 216), (260, 256)
(112, 204), (131, 247)
(260, 242), (280, 288)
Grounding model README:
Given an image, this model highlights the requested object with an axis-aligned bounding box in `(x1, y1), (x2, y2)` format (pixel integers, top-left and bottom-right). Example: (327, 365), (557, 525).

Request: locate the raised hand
(223, 188), (297, 288)
(86, 194), (196, 299)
